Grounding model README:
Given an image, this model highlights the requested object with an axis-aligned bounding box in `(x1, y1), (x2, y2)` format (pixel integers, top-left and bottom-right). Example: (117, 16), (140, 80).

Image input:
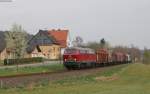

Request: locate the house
(0, 31), (16, 60)
(26, 30), (61, 59)
(0, 31), (7, 60)
(0, 31), (33, 60)
(0, 28), (69, 60)
(48, 29), (70, 54)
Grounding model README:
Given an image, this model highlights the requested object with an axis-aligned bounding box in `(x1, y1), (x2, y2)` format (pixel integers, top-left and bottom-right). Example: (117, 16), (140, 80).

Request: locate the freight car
(63, 47), (131, 70)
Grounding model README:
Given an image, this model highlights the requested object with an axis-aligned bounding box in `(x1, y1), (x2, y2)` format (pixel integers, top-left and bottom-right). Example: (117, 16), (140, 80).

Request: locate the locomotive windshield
(64, 49), (78, 54)
(64, 47), (95, 54)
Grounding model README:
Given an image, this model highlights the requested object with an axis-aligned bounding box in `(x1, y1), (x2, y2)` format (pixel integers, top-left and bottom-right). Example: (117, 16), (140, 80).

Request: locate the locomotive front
(63, 47), (97, 69)
(63, 48), (79, 69)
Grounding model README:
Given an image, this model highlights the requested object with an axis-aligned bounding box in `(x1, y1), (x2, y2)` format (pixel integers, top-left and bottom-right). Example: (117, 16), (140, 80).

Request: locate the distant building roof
(48, 29), (68, 48)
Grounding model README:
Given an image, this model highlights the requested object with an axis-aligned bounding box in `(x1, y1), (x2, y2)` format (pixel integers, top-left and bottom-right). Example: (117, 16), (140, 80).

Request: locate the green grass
(1, 63), (150, 94)
(0, 63), (64, 76)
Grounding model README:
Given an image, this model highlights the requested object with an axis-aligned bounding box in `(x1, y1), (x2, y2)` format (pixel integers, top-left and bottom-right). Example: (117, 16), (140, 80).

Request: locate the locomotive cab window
(64, 49), (78, 54)
(79, 50), (87, 54)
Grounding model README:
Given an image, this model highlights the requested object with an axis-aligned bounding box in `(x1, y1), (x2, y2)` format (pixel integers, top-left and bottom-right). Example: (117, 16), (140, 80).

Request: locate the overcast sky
(0, 0), (150, 49)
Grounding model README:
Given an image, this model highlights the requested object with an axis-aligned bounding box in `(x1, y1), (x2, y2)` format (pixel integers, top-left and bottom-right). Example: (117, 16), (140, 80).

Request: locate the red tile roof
(48, 29), (69, 48)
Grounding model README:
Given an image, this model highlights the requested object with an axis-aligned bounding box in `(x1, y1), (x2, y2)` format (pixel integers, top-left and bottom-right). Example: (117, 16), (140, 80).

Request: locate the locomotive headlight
(74, 58), (77, 62)
(65, 59), (67, 62)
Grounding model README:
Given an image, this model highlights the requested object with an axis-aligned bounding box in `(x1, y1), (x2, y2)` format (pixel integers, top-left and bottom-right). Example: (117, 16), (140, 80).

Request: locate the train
(63, 47), (132, 70)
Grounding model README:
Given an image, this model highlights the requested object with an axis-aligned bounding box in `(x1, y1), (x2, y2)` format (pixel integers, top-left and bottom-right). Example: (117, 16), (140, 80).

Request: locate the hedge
(4, 57), (44, 65)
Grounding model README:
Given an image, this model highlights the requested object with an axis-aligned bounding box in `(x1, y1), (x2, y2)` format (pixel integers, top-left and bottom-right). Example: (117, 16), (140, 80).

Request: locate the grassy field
(1, 63), (150, 94)
(0, 63), (64, 76)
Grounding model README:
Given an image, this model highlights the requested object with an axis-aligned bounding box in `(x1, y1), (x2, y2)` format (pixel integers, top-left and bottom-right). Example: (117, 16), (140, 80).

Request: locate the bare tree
(86, 41), (100, 50)
(85, 39), (111, 51)
(72, 36), (83, 47)
(5, 24), (28, 59)
(100, 38), (105, 48)
(113, 45), (141, 62)
(100, 38), (110, 49)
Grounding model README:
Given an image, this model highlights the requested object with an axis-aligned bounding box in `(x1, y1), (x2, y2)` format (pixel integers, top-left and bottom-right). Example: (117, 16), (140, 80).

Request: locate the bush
(4, 57), (44, 65)
(143, 49), (150, 64)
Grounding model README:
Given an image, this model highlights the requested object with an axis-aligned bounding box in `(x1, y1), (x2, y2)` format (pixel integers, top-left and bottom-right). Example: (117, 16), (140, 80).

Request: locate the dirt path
(0, 64), (126, 88)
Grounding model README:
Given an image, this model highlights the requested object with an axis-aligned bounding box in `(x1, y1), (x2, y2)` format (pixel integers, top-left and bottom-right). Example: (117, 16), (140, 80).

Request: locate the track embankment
(0, 64), (127, 88)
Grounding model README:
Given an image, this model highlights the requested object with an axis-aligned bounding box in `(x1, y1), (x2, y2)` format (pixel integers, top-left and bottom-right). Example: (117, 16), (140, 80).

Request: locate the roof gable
(27, 30), (59, 53)
(48, 29), (68, 48)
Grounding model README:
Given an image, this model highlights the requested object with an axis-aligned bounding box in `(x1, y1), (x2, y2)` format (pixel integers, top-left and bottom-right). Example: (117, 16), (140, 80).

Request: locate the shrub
(4, 57), (44, 65)
(143, 49), (150, 64)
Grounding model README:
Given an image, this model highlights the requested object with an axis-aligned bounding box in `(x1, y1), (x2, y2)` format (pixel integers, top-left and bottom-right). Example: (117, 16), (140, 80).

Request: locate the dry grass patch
(95, 74), (119, 81)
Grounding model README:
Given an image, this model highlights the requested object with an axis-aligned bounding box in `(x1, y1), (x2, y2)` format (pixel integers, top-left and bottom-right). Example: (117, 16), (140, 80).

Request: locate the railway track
(0, 64), (121, 79)
(0, 69), (68, 79)
(0, 64), (128, 88)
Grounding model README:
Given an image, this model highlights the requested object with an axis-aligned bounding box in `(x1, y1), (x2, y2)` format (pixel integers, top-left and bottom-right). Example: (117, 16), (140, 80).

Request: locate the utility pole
(59, 47), (62, 64)
(12, 36), (18, 72)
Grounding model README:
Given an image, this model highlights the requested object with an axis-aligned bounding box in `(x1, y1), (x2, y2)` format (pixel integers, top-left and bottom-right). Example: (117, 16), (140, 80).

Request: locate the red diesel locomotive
(63, 47), (131, 69)
(63, 47), (96, 69)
